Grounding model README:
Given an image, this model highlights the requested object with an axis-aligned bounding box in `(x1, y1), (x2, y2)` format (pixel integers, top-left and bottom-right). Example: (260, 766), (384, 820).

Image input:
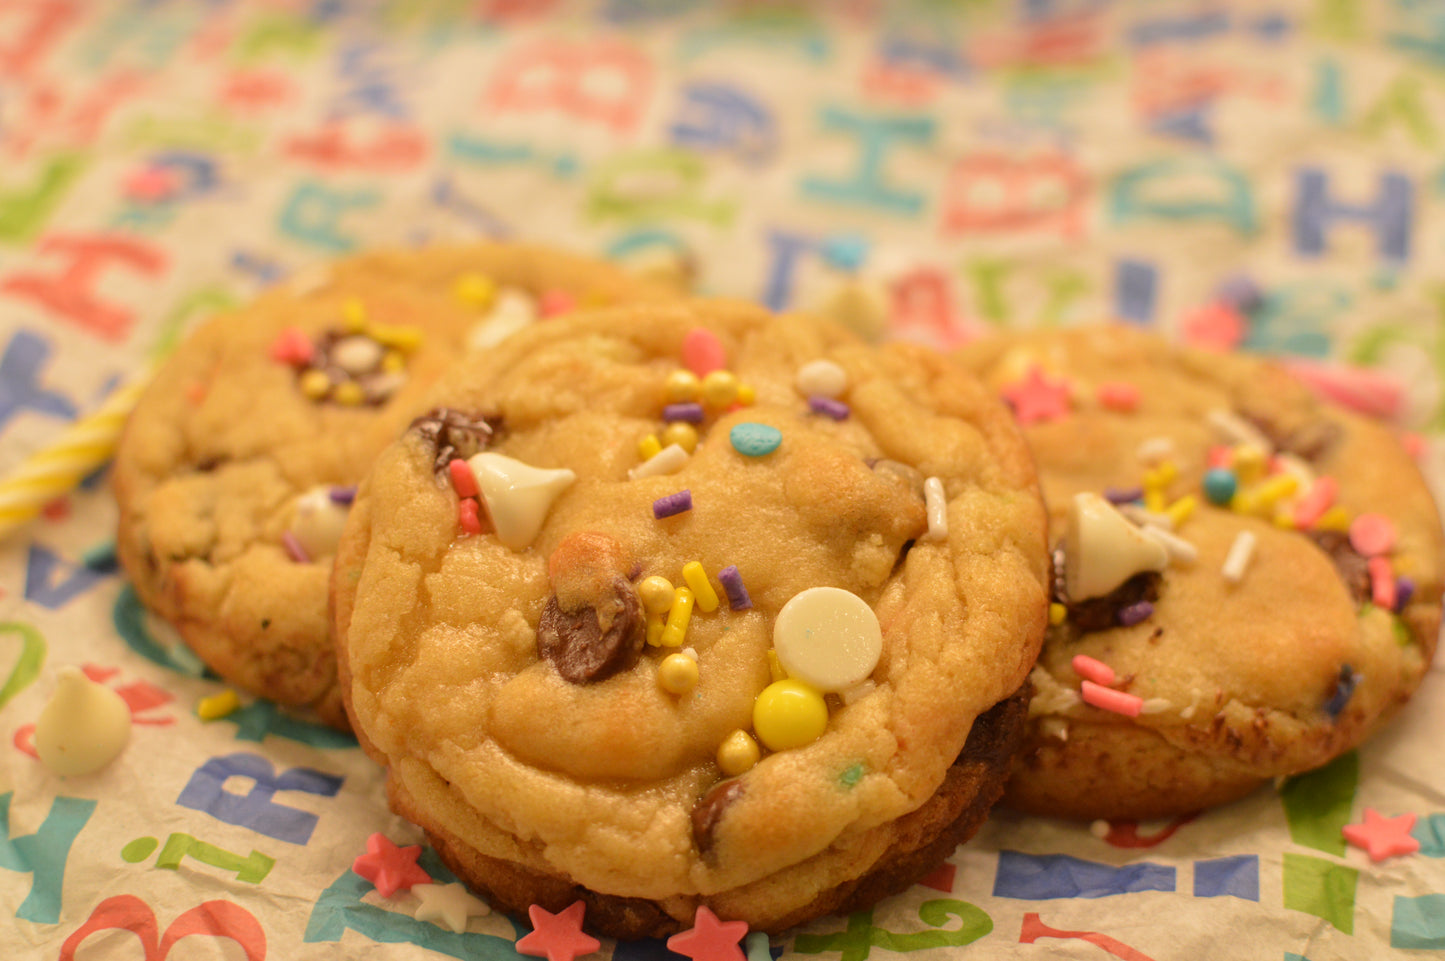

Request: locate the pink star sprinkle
(352, 833), (431, 897)
(667, 905), (750, 961)
(1001, 365), (1071, 426)
(1343, 808), (1419, 862)
(516, 901), (600, 961)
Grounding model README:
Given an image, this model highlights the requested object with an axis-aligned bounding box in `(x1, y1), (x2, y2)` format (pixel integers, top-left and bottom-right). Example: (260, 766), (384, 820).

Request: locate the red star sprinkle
(1343, 808), (1419, 862)
(1001, 365), (1072, 426)
(352, 833), (431, 897)
(516, 901), (600, 961)
(667, 905), (750, 961)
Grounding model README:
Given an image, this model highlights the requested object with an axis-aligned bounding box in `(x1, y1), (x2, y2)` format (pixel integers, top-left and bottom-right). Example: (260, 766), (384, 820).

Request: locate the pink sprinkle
(269, 326), (314, 366)
(281, 531), (310, 563)
(538, 288), (576, 317)
(1080, 681), (1143, 717)
(1096, 382), (1140, 412)
(458, 498), (482, 535)
(1292, 476), (1339, 529)
(1206, 445), (1233, 469)
(448, 458), (478, 499)
(124, 166), (180, 202)
(1402, 432), (1425, 460)
(1071, 654), (1116, 686)
(1369, 556), (1397, 610)
(1180, 301), (1245, 352)
(682, 327), (726, 377)
(1349, 513), (1397, 557)
(1282, 359), (1403, 419)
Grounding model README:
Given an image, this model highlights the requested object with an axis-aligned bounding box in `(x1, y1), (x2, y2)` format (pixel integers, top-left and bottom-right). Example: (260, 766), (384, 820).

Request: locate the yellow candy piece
(341, 298), (367, 331)
(1254, 474), (1299, 507)
(1144, 461), (1179, 490)
(753, 679), (828, 752)
(736, 383), (755, 406)
(198, 689), (241, 720)
(701, 370), (739, 408)
(658, 653), (699, 695)
(717, 730), (760, 776)
(1165, 494), (1197, 528)
(638, 434), (662, 461)
(661, 421), (698, 454)
(665, 369), (701, 403)
(369, 323), (423, 352)
(660, 587), (694, 647)
(1049, 602), (1067, 626)
(299, 369), (331, 399)
(682, 561), (719, 613)
(638, 576), (675, 614)
(333, 381), (365, 406)
(453, 272), (497, 310)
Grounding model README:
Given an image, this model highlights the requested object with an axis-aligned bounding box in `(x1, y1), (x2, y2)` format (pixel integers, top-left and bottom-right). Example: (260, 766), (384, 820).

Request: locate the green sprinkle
(839, 762), (866, 789)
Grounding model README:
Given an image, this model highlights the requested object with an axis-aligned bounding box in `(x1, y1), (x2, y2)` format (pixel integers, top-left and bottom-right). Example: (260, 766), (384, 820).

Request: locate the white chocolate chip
(331, 335), (385, 375)
(773, 587), (883, 693)
(1064, 492), (1170, 601)
(34, 667), (132, 776)
(290, 486), (350, 559)
(468, 452), (576, 550)
(795, 359), (849, 399)
(628, 443), (688, 479)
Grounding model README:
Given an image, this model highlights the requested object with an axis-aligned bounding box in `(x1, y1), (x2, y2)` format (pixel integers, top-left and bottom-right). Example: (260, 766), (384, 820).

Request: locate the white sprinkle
(1089, 819), (1111, 839)
(681, 647), (699, 663)
(1221, 530), (1257, 584)
(628, 443), (688, 479)
(795, 359), (849, 399)
(1119, 504), (1174, 531)
(1139, 525), (1199, 565)
(1139, 697), (1173, 715)
(923, 476), (948, 541)
(1136, 436), (1175, 464)
(840, 679), (876, 705)
(1207, 408), (1273, 451)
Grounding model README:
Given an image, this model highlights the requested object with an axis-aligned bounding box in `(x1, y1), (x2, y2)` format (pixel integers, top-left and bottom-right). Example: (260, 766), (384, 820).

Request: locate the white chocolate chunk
(290, 486), (350, 559)
(35, 667), (132, 776)
(468, 452), (576, 550)
(773, 587), (883, 692)
(1064, 492), (1169, 601)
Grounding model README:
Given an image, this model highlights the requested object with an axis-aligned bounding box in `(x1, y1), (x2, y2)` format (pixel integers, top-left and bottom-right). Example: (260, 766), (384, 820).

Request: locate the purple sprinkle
(1323, 665), (1357, 719)
(718, 565), (752, 610)
(1104, 486), (1144, 505)
(329, 485), (357, 505)
(1116, 600), (1154, 627)
(809, 395), (850, 420)
(281, 531), (311, 563)
(653, 490), (692, 519)
(1214, 273), (1263, 313)
(662, 402), (705, 424)
(1394, 576), (1415, 613)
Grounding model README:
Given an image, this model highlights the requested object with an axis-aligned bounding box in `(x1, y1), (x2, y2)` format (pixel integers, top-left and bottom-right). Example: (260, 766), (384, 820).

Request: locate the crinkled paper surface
(1, 1), (1443, 958)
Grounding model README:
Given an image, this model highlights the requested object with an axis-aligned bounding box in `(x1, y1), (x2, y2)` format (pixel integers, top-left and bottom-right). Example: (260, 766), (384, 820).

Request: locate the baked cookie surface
(957, 324), (1444, 820)
(114, 243), (669, 728)
(331, 300), (1048, 935)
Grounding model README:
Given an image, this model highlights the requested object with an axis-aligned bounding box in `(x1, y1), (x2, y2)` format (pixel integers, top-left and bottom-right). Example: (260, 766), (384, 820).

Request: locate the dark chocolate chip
(1066, 571), (1162, 634)
(408, 407), (504, 477)
(692, 778), (745, 860)
(1242, 411), (1342, 463)
(1306, 530), (1370, 605)
(536, 575), (645, 684)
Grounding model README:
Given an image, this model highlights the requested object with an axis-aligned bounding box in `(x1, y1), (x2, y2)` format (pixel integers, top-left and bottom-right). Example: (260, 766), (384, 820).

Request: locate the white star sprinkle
(412, 882), (491, 933)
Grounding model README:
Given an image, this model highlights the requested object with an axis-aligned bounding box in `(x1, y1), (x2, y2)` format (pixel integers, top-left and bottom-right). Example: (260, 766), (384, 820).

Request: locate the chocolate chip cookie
(331, 299), (1049, 935)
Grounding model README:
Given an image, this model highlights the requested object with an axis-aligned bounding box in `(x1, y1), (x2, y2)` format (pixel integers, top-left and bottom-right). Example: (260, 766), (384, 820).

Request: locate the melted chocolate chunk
(691, 779), (745, 859)
(1242, 411), (1342, 463)
(1065, 572), (1162, 634)
(1306, 530), (1371, 604)
(536, 575), (645, 684)
(409, 407), (503, 477)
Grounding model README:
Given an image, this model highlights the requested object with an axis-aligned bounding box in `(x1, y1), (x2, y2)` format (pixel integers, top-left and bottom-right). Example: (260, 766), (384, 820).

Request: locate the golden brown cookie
(332, 299), (1048, 935)
(113, 243), (671, 728)
(956, 324), (1444, 820)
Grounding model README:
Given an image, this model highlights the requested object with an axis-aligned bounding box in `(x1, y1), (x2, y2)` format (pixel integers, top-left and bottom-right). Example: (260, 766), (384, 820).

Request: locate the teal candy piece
(730, 422), (782, 457)
(1203, 468), (1237, 505)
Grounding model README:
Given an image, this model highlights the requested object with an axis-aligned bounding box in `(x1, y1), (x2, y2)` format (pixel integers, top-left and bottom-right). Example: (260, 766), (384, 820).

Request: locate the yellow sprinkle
(369, 323), (423, 352)
(638, 575), (675, 614)
(638, 434), (662, 461)
(1230, 491), (1262, 516)
(736, 383), (756, 406)
(767, 649), (787, 683)
(646, 611), (665, 647)
(333, 381), (365, 406)
(198, 689), (241, 721)
(1232, 445), (1267, 483)
(341, 297), (367, 331)
(1048, 602), (1067, 626)
(717, 729), (760, 776)
(1144, 488), (1167, 513)
(661, 421), (698, 454)
(299, 369), (331, 399)
(1316, 505), (1352, 532)
(660, 587), (695, 647)
(1273, 509), (1296, 530)
(1255, 474), (1299, 507)
(381, 350), (406, 373)
(453, 272), (496, 310)
(1165, 495), (1197, 528)
(665, 369), (700, 403)
(580, 289), (611, 309)
(683, 561), (719, 613)
(701, 370), (739, 408)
